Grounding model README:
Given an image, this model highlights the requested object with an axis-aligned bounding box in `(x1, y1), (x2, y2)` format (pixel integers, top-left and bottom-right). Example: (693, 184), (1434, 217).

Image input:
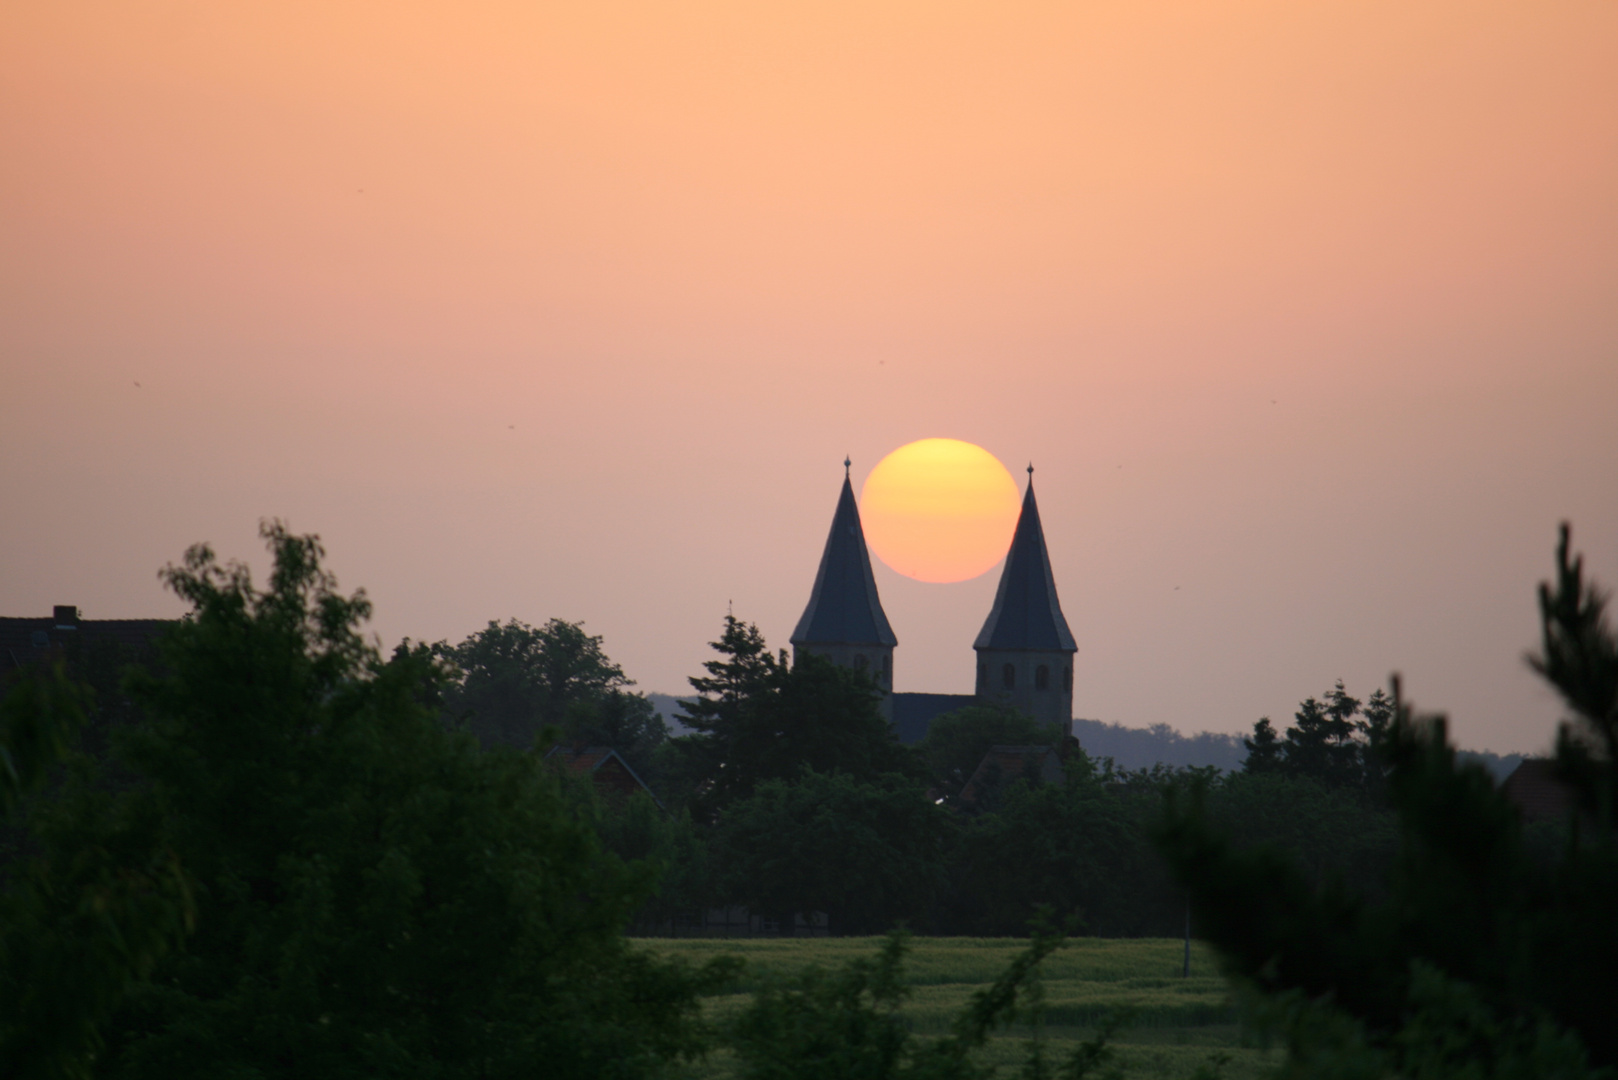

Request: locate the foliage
(944, 753), (1159, 937)
(918, 705), (1065, 798)
(725, 926), (1114, 1080)
(1239, 718), (1282, 775)
(727, 931), (915, 1080)
(675, 616), (918, 814)
(562, 688), (669, 778)
(944, 758), (1390, 940)
(1, 661), (91, 816)
(1530, 523), (1618, 826)
(433, 617), (667, 774)
(679, 614), (782, 737)
(1242, 683), (1395, 792)
(1199, 772), (1397, 900)
(1155, 524), (1618, 1077)
(647, 935), (1242, 1030)
(13, 522), (726, 1079)
(0, 664), (194, 1080)
(712, 770), (952, 935)
(571, 781), (716, 933)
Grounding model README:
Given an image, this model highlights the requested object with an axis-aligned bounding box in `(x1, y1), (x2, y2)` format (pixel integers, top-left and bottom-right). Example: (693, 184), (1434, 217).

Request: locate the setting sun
(860, 439), (1021, 584)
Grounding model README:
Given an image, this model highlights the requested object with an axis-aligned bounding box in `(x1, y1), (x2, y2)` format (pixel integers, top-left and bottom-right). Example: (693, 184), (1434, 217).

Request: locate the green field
(637, 937), (1277, 1079)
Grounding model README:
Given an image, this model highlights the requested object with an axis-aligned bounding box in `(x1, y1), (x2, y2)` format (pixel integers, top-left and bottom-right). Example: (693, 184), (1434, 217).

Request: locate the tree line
(1, 520), (1614, 1077)
(425, 607), (1413, 940)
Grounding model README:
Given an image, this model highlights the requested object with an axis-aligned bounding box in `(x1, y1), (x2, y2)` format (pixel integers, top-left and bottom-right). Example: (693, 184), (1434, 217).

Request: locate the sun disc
(860, 438), (1020, 583)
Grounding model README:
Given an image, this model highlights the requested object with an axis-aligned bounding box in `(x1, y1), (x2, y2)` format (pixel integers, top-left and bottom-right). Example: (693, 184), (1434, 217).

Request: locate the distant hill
(1070, 719), (1248, 773)
(647, 692), (696, 735)
(646, 693), (1525, 781)
(1070, 718), (1523, 780)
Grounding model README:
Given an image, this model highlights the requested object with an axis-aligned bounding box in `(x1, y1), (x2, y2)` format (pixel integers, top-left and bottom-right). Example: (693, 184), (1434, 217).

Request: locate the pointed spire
(974, 473), (1076, 651)
(791, 467), (898, 648)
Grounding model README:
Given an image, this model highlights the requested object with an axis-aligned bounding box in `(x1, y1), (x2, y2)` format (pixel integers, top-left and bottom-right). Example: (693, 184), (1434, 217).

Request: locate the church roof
(791, 467), (898, 648)
(974, 473), (1076, 652)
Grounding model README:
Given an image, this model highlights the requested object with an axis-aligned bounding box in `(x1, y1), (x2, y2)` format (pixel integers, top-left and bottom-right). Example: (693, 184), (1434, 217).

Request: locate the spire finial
(1027, 462), (1035, 477)
(844, 455), (851, 477)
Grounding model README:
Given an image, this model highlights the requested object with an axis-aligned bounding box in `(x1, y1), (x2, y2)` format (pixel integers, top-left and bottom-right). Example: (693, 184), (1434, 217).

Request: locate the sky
(3, 0), (1615, 754)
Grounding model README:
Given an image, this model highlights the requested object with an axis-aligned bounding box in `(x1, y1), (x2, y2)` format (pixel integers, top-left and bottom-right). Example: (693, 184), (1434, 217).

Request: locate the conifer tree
(1159, 524), (1618, 1076)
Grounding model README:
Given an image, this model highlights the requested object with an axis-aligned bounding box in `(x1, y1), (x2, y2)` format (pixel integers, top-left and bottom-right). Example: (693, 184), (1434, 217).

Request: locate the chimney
(54, 605), (80, 629)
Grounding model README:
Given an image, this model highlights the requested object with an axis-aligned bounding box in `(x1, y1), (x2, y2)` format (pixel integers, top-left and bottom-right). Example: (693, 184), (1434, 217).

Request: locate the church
(789, 461), (1078, 744)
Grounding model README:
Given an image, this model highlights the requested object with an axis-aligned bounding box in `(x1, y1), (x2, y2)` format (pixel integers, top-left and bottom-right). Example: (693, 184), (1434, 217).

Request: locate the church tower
(974, 466), (1076, 727)
(791, 459), (898, 716)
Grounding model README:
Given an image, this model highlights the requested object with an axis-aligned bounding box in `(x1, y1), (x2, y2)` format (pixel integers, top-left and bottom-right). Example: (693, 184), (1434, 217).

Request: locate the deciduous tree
(10, 522), (726, 1079)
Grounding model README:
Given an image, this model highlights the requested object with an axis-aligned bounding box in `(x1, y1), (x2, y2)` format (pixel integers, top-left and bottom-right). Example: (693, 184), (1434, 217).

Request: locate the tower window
(1035, 664), (1050, 691)
(1064, 666), (1073, 692)
(882, 654), (891, 680)
(977, 663), (986, 692)
(1002, 663), (1016, 690)
(854, 654), (868, 671)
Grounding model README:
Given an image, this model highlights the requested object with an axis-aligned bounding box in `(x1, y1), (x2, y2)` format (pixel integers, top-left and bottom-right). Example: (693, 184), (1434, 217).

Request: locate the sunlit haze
(3, 1), (1616, 753)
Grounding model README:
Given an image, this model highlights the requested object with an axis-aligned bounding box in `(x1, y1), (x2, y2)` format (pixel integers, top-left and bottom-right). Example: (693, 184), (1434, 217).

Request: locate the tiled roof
(0, 609), (174, 677)
(791, 470), (897, 648)
(1501, 758), (1575, 823)
(959, 744), (1066, 804)
(543, 744), (664, 809)
(974, 476), (1076, 652)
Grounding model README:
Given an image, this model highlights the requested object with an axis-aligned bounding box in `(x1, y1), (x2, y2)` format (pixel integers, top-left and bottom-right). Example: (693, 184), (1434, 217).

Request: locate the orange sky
(4, 0), (1615, 752)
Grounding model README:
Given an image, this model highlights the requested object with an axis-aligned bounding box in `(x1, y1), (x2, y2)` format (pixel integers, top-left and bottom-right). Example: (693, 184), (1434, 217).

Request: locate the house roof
(543, 744), (664, 809)
(791, 467), (897, 649)
(1501, 758), (1575, 823)
(959, 743), (1066, 805)
(0, 608), (174, 677)
(974, 474), (1076, 652)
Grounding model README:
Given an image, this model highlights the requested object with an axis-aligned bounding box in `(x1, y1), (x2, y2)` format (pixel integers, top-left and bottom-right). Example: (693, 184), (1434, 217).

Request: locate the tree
(712, 770), (950, 935)
(1241, 681), (1394, 791)
(1241, 717), (1283, 774)
(916, 704), (1064, 798)
(434, 616), (660, 752)
(1529, 523), (1618, 826)
(0, 663), (194, 1080)
(563, 779), (716, 934)
(1279, 683), (1361, 786)
(1356, 687), (1396, 796)
(15, 522), (725, 1079)
(432, 616), (668, 782)
(945, 753), (1169, 937)
(675, 616), (917, 814)
(1156, 524), (1618, 1076)
(679, 613), (781, 736)
(561, 688), (670, 781)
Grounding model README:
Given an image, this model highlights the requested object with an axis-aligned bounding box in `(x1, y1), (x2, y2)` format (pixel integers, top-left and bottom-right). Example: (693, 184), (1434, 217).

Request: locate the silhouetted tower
(791, 458), (898, 717)
(974, 466), (1076, 726)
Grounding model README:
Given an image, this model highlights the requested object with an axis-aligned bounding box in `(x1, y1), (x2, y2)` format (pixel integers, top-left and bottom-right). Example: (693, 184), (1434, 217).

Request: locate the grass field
(637, 937), (1277, 1079)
